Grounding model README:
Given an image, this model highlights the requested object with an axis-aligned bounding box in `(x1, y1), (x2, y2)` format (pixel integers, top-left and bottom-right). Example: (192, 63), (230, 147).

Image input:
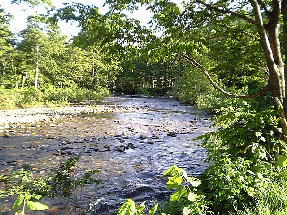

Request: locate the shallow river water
(0, 96), (212, 214)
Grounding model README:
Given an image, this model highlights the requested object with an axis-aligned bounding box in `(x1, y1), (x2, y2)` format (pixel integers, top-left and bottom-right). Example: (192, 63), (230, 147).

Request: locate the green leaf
(34, 195), (42, 200)
(247, 187), (255, 197)
(26, 201), (49, 211)
(278, 155), (287, 168)
(187, 192), (198, 202)
(148, 203), (158, 215)
(118, 199), (136, 215)
(166, 176), (183, 189)
(255, 132), (262, 137)
(183, 206), (192, 215)
(12, 194), (24, 209)
(163, 164), (181, 176)
(170, 186), (188, 201)
(136, 201), (145, 213)
(185, 177), (201, 187)
(260, 136), (266, 142)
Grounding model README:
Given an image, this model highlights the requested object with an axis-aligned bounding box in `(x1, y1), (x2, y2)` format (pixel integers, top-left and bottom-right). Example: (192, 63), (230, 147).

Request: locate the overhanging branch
(183, 54), (269, 99)
(215, 23), (258, 39)
(196, 0), (256, 25)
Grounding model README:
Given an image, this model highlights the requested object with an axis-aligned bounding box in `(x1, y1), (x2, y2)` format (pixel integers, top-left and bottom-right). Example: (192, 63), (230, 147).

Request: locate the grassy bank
(0, 85), (109, 110)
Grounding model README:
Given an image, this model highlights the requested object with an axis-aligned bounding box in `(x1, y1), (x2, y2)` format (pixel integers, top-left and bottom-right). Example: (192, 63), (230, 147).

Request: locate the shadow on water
(0, 96), (213, 214)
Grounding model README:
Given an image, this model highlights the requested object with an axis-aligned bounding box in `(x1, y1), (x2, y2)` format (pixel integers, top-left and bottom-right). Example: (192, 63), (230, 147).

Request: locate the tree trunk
(2, 62), (5, 76)
(21, 72), (27, 88)
(282, 0), (287, 115)
(11, 59), (18, 88)
(35, 45), (39, 89)
(249, 0), (287, 137)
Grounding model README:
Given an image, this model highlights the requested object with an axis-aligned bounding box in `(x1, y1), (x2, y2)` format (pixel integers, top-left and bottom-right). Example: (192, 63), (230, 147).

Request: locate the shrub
(117, 165), (209, 215)
(116, 99), (287, 215)
(0, 86), (18, 109)
(0, 85), (109, 109)
(172, 68), (227, 113)
(197, 99), (287, 214)
(199, 100), (282, 164)
(235, 167), (287, 215)
(0, 156), (101, 214)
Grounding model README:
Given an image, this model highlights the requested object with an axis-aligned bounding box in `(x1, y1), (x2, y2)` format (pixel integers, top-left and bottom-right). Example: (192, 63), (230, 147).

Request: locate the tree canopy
(2, 0), (287, 214)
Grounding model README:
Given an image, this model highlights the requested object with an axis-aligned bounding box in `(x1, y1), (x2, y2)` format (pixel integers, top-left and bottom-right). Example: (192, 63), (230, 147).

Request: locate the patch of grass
(0, 85), (109, 110)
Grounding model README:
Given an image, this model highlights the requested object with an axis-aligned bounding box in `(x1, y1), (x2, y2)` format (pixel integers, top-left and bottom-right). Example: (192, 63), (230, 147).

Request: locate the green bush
(18, 87), (43, 108)
(0, 156), (101, 214)
(116, 99), (287, 215)
(0, 86), (18, 109)
(199, 100), (282, 163)
(197, 100), (287, 214)
(0, 85), (109, 109)
(172, 68), (227, 113)
(235, 167), (287, 215)
(117, 165), (209, 215)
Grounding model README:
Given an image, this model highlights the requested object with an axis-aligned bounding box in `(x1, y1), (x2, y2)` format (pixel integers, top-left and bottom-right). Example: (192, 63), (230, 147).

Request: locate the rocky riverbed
(0, 96), (213, 214)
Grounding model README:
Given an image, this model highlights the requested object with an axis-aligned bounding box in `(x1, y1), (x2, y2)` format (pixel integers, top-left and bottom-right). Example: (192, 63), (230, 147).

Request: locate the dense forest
(1, 0), (287, 214)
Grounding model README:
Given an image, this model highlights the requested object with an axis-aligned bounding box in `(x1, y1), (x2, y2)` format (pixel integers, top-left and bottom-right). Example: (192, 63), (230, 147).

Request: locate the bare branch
(196, 0), (256, 24)
(183, 54), (269, 99)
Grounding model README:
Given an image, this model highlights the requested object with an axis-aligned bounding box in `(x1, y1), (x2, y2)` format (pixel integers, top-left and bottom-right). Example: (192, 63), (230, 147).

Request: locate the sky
(0, 0), (156, 39)
(1, 0), (183, 40)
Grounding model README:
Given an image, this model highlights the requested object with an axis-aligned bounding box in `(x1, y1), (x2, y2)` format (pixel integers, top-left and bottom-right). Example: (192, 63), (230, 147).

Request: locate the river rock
(61, 146), (74, 150)
(127, 143), (136, 149)
(151, 134), (159, 139)
(167, 131), (177, 137)
(53, 150), (61, 156)
(90, 148), (99, 152)
(114, 134), (122, 138)
(139, 134), (147, 140)
(60, 150), (72, 156)
(6, 160), (17, 164)
(85, 149), (92, 154)
(103, 145), (111, 152)
(115, 145), (128, 152)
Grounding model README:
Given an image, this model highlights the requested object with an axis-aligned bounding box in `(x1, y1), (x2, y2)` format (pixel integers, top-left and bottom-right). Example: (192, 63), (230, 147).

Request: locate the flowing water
(0, 96), (213, 214)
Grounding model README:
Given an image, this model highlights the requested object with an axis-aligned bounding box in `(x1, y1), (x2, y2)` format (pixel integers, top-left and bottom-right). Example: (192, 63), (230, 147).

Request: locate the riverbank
(0, 86), (109, 110)
(0, 99), (148, 130)
(0, 105), (95, 129)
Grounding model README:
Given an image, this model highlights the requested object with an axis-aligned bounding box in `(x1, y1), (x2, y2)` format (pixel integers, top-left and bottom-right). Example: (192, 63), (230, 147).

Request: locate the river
(0, 96), (212, 214)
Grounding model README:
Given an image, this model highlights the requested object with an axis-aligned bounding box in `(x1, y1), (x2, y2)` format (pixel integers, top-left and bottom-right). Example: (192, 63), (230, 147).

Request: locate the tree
(11, 0), (52, 7)
(17, 15), (48, 88)
(106, 0), (287, 140)
(193, 0), (287, 138)
(0, 8), (15, 87)
(55, 3), (156, 92)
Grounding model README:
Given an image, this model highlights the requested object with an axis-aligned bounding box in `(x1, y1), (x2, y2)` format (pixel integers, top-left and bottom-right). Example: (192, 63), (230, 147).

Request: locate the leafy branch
(182, 54), (269, 99)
